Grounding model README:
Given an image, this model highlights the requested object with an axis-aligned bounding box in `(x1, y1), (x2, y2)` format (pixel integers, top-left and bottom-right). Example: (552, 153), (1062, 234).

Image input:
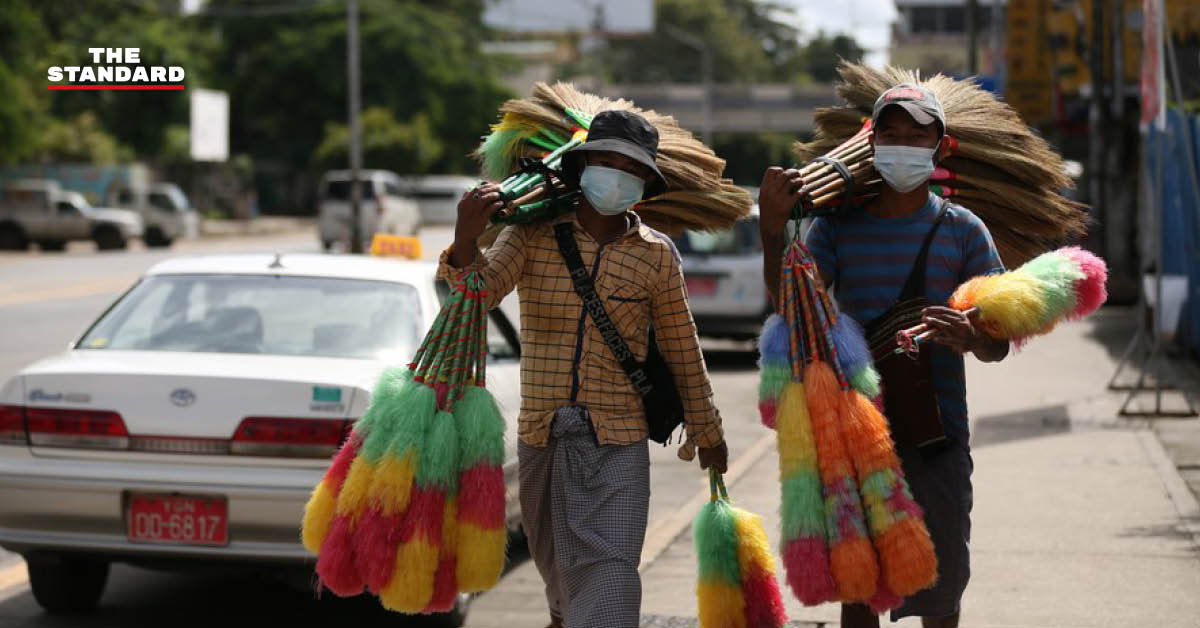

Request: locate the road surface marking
(638, 430), (776, 571)
(0, 274), (139, 308)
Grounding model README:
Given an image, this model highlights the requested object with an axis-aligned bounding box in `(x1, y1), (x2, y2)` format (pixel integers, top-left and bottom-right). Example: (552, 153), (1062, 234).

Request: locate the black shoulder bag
(864, 198), (951, 457)
(553, 222), (685, 444)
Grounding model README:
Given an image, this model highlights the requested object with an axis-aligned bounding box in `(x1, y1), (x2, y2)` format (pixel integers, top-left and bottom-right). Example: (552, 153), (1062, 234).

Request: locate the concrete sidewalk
(471, 308), (1200, 627)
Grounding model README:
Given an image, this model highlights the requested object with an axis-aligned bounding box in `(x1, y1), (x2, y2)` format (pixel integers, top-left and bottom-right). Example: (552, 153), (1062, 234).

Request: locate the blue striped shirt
(803, 193), (1005, 445)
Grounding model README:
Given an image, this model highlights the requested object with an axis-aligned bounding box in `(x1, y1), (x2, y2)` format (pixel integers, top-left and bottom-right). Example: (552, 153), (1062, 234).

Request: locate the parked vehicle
(317, 170), (421, 251)
(0, 253), (522, 624)
(114, 181), (199, 247)
(0, 179), (144, 251)
(398, 174), (478, 225)
(0, 164), (196, 249)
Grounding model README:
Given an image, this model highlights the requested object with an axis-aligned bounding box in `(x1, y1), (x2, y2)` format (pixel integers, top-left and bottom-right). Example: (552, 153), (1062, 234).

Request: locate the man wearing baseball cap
(445, 109), (728, 628)
(759, 85), (1010, 628)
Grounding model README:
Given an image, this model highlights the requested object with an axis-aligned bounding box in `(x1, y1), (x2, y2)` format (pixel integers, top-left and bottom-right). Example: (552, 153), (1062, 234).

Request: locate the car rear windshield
(322, 180), (376, 201)
(676, 217), (762, 256)
(79, 274), (422, 360)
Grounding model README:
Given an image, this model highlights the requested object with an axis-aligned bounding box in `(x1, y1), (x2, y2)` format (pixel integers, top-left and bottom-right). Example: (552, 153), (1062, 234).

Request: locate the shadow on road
(0, 538), (535, 628)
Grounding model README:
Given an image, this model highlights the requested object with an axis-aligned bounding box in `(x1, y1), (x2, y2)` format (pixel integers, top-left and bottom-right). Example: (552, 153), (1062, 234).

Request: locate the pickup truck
(0, 179), (144, 251)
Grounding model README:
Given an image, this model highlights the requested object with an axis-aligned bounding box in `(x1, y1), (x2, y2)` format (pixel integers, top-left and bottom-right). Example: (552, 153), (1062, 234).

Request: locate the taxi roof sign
(370, 234), (423, 260)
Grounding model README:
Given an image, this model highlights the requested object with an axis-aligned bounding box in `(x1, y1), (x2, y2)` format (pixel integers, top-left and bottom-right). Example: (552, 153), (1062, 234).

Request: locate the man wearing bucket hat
(759, 84), (1009, 628)
(443, 109), (728, 628)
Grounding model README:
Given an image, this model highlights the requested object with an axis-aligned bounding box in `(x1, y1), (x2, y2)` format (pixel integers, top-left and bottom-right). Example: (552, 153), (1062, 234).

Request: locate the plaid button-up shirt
(438, 214), (724, 448)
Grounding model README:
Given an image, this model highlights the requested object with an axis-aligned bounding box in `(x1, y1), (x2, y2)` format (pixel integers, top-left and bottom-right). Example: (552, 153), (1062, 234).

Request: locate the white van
(317, 170), (420, 251)
(398, 175), (477, 225)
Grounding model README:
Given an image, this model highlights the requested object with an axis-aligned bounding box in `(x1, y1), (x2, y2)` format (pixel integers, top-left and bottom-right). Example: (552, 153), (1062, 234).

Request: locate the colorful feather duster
(764, 236), (937, 612)
(896, 246), (1108, 354)
(474, 82), (753, 236)
(301, 271), (507, 614)
(695, 468), (788, 628)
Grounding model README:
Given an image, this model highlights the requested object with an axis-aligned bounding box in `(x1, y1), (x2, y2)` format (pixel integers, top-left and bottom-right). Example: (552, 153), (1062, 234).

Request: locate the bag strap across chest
(552, 221), (655, 397)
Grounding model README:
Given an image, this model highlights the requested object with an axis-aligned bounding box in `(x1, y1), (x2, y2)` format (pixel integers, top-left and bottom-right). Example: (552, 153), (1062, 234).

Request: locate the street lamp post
(662, 25), (713, 145)
(347, 0), (363, 253)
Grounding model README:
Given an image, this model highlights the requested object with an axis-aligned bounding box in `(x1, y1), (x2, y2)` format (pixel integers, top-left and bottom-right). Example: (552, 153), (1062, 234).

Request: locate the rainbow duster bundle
(896, 246), (1108, 354)
(301, 270), (507, 613)
(474, 82), (752, 236)
(695, 468), (788, 628)
(767, 237), (937, 612)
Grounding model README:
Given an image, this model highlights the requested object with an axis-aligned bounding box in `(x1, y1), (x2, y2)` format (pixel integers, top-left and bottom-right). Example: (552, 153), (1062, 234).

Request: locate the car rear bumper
(693, 312), (770, 339)
(0, 451), (319, 564)
(0, 451), (522, 564)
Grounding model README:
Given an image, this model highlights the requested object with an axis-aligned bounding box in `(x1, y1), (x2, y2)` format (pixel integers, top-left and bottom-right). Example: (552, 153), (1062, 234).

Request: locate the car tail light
(0, 405), (26, 445)
(231, 417), (351, 458)
(25, 407), (130, 450)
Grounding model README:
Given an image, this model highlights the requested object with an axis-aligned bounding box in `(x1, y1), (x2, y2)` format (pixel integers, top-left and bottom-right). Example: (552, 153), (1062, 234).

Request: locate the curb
(1138, 429), (1200, 552)
(639, 430), (775, 572)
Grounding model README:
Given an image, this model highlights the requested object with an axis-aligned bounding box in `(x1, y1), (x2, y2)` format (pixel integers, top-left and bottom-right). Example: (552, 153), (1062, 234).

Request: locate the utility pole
(966, 0), (979, 74)
(662, 25), (713, 145)
(347, 0), (363, 254)
(1088, 0), (1107, 257)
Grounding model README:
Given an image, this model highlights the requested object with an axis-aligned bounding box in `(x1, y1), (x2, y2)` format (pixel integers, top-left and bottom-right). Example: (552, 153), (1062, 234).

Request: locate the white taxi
(0, 253), (522, 619)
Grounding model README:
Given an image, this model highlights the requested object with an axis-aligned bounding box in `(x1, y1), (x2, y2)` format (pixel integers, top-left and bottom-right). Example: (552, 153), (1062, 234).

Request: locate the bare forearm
(449, 235), (478, 268)
(762, 231), (783, 310)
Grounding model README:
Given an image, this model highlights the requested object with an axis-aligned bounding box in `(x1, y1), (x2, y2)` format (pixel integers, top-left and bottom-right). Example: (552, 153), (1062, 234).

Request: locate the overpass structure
(596, 83), (842, 134)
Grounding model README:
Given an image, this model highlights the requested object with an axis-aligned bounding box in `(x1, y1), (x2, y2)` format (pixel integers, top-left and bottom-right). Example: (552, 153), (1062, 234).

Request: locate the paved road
(0, 227), (763, 627)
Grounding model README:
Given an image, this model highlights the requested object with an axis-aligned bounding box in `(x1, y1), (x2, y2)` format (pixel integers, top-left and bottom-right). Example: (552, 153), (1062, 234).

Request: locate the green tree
(205, 0), (510, 176)
(599, 0), (806, 84)
(37, 111), (134, 164)
(802, 33), (865, 83)
(35, 0), (220, 160)
(0, 0), (49, 164)
(315, 107), (444, 172)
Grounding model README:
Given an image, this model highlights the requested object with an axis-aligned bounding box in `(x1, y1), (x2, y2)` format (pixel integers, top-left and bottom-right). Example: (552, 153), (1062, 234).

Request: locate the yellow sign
(1005, 0), (1199, 124)
(370, 234), (422, 259)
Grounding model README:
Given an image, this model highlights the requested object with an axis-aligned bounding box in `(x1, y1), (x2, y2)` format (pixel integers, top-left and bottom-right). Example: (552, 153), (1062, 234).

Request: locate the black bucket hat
(560, 110), (670, 199)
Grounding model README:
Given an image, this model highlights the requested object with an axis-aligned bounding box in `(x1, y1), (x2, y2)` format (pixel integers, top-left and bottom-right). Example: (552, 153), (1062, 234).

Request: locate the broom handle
(708, 467), (729, 503)
(894, 306), (982, 354)
(806, 159), (875, 199)
(799, 137), (871, 177)
(804, 154), (873, 191)
(799, 126), (870, 175)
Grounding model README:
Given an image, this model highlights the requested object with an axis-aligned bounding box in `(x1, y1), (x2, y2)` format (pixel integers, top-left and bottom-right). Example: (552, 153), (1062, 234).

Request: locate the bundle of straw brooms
(793, 62), (1090, 268)
(474, 82), (752, 235)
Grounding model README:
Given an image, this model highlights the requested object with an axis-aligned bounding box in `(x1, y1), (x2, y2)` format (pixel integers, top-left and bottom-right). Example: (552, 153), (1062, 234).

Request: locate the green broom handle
(409, 288), (458, 370)
(708, 467), (729, 503)
(416, 288), (466, 381)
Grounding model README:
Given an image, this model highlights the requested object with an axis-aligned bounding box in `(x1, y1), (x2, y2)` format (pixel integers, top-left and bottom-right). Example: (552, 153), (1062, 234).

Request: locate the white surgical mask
(580, 165), (645, 215)
(873, 144), (937, 193)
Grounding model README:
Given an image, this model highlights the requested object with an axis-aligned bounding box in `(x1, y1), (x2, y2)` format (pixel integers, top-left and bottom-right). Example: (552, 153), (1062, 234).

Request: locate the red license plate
(127, 494), (228, 547)
(686, 276), (719, 297)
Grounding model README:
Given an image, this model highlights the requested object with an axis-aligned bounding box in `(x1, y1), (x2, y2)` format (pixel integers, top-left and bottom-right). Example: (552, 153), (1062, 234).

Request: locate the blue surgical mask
(579, 165), (645, 215)
(873, 144), (937, 193)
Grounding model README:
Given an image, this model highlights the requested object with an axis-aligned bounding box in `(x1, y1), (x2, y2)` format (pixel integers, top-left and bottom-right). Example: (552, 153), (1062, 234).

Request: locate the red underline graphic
(47, 84), (186, 91)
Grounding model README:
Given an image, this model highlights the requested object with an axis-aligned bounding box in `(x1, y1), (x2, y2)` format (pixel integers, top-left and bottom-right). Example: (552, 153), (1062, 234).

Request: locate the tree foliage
(601, 0), (806, 84)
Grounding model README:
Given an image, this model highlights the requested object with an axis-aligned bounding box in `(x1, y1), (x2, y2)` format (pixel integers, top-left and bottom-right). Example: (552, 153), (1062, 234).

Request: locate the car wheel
(37, 239), (67, 252)
(424, 593), (472, 628)
(144, 227), (173, 248)
(0, 222), (27, 250)
(93, 225), (127, 250)
(26, 553), (110, 614)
